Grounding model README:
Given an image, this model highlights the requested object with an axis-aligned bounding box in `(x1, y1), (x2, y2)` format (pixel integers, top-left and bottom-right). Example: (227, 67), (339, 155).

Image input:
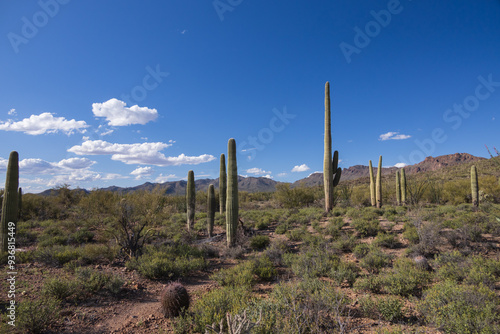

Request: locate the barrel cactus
(160, 282), (190, 318)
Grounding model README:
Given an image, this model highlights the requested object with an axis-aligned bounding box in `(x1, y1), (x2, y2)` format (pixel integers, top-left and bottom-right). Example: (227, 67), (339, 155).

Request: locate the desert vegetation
(1, 85), (500, 333)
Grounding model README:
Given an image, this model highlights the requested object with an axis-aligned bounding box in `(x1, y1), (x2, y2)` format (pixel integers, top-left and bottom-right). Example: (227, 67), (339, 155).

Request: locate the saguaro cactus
(219, 153), (226, 214)
(1, 151), (19, 253)
(18, 187), (22, 221)
(376, 155), (382, 208)
(226, 138), (238, 247)
(400, 168), (406, 205)
(471, 165), (479, 207)
(369, 160), (376, 207)
(396, 170), (401, 206)
(323, 82), (342, 212)
(207, 184), (216, 237)
(186, 170), (195, 231)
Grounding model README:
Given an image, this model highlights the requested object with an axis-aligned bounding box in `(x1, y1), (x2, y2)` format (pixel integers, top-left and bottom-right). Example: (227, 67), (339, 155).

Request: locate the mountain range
(40, 153), (488, 196)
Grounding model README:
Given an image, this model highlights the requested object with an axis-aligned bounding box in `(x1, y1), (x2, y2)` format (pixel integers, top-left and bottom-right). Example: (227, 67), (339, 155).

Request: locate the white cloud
(8, 108), (16, 116)
(379, 131), (411, 141)
(262, 174), (273, 179)
(131, 166), (154, 180)
(394, 163), (408, 168)
(92, 98), (158, 126)
(292, 164), (310, 172)
(0, 113), (88, 135)
(277, 172), (288, 177)
(155, 173), (178, 183)
(246, 167), (271, 175)
(0, 157), (96, 175)
(99, 128), (114, 136)
(68, 140), (215, 166)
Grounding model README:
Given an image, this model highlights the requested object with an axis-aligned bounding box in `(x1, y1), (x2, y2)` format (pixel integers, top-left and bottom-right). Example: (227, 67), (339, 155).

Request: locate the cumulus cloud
(131, 166), (154, 179)
(246, 167), (271, 175)
(379, 132), (411, 141)
(92, 98), (158, 126)
(68, 140), (215, 166)
(0, 113), (89, 135)
(292, 164), (310, 172)
(155, 173), (178, 183)
(394, 162), (408, 168)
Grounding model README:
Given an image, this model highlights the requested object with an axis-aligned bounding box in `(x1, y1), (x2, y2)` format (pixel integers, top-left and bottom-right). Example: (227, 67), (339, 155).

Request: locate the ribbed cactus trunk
(207, 184), (216, 237)
(369, 160), (376, 207)
(324, 82), (333, 212)
(186, 170), (195, 231)
(18, 187), (22, 221)
(226, 138), (238, 247)
(396, 170), (401, 206)
(376, 155), (382, 208)
(1, 151), (19, 253)
(400, 168), (406, 205)
(219, 154), (226, 215)
(471, 165), (479, 207)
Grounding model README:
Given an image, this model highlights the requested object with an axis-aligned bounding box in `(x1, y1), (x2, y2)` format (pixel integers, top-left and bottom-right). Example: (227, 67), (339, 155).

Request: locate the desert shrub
(264, 239), (289, 266)
(325, 217), (344, 238)
(69, 228), (94, 244)
(42, 278), (78, 301)
(16, 297), (61, 334)
(104, 275), (124, 295)
(250, 235), (270, 251)
(253, 255), (277, 281)
(286, 227), (308, 241)
(211, 261), (255, 287)
(353, 243), (370, 259)
(329, 261), (360, 287)
(378, 257), (431, 297)
(353, 275), (383, 293)
(127, 244), (206, 280)
(283, 249), (340, 279)
(275, 222), (289, 235)
(331, 232), (358, 252)
(402, 221), (419, 244)
(190, 286), (252, 333)
(351, 218), (381, 237)
(274, 183), (317, 209)
(161, 282), (190, 318)
(35, 245), (81, 267)
(359, 247), (392, 273)
(419, 280), (499, 334)
(373, 232), (399, 248)
(359, 295), (404, 322)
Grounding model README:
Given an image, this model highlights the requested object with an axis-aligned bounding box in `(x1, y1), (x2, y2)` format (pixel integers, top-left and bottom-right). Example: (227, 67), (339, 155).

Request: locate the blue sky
(0, 0), (499, 193)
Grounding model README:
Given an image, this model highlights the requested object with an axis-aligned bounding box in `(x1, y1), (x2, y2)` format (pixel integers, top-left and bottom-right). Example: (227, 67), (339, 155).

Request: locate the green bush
(353, 243), (370, 259)
(373, 232), (399, 248)
(353, 275), (382, 293)
(210, 261), (255, 287)
(253, 255), (277, 281)
(352, 218), (381, 237)
(283, 250), (340, 279)
(359, 295), (404, 322)
(250, 235), (271, 251)
(329, 261), (359, 287)
(42, 278), (77, 301)
(378, 258), (431, 297)
(419, 280), (499, 334)
(17, 297), (61, 333)
(359, 247), (392, 273)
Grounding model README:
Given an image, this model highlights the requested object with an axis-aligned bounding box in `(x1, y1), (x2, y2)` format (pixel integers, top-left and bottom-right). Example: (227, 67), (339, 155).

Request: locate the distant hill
(39, 153), (489, 196)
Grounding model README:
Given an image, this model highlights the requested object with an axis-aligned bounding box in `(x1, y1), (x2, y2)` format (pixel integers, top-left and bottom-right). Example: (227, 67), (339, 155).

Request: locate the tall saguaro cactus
(226, 138), (238, 247)
(18, 187), (22, 221)
(207, 184), (216, 237)
(219, 154), (226, 214)
(369, 160), (376, 207)
(400, 168), (406, 205)
(376, 155), (382, 208)
(1, 151), (19, 253)
(396, 170), (401, 206)
(471, 165), (479, 207)
(323, 82), (342, 212)
(186, 170), (195, 231)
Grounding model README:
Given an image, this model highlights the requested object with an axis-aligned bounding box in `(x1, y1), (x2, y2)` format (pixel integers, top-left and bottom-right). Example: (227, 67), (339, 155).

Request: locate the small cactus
(376, 155), (382, 208)
(219, 153), (226, 214)
(471, 165), (479, 207)
(226, 138), (238, 247)
(160, 282), (190, 318)
(207, 184), (216, 237)
(369, 160), (375, 207)
(1, 151), (19, 253)
(186, 170), (195, 231)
